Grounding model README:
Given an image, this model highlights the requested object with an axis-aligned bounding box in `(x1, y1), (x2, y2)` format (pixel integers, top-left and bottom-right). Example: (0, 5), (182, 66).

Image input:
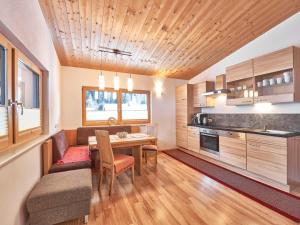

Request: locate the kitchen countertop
(188, 124), (300, 138)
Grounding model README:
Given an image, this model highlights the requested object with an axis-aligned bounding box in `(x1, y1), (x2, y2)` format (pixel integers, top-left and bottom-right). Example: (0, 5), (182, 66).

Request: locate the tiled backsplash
(207, 114), (300, 131)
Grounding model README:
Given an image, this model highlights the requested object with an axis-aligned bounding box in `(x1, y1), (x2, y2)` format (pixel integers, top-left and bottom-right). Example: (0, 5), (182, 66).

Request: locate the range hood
(202, 74), (228, 96)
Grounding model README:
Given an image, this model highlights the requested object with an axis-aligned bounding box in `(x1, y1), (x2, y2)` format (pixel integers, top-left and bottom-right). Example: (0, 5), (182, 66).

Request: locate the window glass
(85, 90), (118, 121)
(17, 60), (40, 131)
(121, 92), (148, 120)
(0, 45), (8, 137)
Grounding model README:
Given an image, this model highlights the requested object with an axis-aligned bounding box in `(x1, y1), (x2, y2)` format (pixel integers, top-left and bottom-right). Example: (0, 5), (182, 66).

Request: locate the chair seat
(114, 154), (134, 173)
(142, 144), (158, 151)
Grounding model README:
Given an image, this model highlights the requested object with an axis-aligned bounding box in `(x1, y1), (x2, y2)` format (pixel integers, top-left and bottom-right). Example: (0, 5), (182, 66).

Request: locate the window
(0, 33), (43, 151)
(84, 88), (118, 123)
(82, 87), (151, 125)
(121, 91), (150, 121)
(14, 50), (43, 143)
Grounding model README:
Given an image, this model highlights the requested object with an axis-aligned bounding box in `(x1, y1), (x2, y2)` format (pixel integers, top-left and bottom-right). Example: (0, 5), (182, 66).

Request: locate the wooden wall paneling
(39, 0), (300, 79)
(42, 139), (53, 175)
(64, 129), (78, 146)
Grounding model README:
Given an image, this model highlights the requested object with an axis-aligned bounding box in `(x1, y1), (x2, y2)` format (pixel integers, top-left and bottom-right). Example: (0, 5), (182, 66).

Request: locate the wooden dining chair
(95, 130), (134, 195)
(142, 124), (158, 166)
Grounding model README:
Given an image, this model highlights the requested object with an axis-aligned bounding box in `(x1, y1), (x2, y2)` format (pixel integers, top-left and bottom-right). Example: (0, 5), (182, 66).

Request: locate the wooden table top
(88, 133), (157, 148)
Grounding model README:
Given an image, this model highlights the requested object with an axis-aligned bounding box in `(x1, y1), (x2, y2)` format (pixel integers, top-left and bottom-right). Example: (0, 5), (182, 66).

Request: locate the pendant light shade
(98, 73), (105, 90)
(114, 74), (120, 90)
(127, 74), (133, 91)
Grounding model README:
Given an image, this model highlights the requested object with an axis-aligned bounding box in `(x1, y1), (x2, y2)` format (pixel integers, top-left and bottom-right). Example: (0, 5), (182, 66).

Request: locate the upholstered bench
(27, 169), (92, 225)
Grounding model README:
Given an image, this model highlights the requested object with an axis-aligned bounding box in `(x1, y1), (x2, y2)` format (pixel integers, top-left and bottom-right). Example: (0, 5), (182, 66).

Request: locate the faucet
(263, 124), (268, 131)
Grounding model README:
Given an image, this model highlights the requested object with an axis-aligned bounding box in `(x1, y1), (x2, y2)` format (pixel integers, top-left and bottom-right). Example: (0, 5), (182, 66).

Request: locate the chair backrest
(95, 130), (114, 165)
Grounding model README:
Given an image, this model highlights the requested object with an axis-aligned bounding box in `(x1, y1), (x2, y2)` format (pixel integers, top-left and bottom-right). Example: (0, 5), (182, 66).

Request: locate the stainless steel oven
(199, 128), (219, 154)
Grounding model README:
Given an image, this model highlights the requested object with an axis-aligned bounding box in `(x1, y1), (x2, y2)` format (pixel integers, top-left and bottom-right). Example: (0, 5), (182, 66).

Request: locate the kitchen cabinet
(226, 60), (254, 82)
(219, 132), (246, 169)
(176, 84), (194, 149)
(253, 47), (300, 104)
(188, 126), (200, 152)
(192, 81), (215, 108)
(247, 134), (288, 184)
(226, 60), (254, 106)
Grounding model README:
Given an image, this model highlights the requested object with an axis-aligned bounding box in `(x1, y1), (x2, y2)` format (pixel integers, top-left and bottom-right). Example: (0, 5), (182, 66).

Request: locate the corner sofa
(42, 125), (135, 175)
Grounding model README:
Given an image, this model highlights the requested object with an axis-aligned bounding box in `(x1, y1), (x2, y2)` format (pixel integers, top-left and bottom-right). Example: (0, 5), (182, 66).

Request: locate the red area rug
(163, 149), (300, 222)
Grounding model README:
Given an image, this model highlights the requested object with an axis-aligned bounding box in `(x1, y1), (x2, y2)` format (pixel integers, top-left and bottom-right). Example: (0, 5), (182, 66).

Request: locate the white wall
(0, 0), (61, 224)
(60, 66), (185, 149)
(189, 12), (300, 114)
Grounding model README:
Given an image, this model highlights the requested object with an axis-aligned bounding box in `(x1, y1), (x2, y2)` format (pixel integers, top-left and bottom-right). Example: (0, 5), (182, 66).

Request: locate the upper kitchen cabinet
(253, 47), (300, 104)
(176, 84), (194, 149)
(193, 81), (215, 108)
(226, 60), (254, 106)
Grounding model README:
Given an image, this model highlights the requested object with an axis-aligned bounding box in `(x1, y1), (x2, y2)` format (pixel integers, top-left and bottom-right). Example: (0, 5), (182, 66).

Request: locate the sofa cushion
(77, 126), (132, 145)
(52, 131), (69, 163)
(114, 154), (134, 173)
(57, 146), (90, 164)
(49, 161), (91, 174)
(27, 169), (92, 213)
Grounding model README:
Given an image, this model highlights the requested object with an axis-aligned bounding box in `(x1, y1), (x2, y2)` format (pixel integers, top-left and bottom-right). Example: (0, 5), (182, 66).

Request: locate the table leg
(132, 145), (142, 175)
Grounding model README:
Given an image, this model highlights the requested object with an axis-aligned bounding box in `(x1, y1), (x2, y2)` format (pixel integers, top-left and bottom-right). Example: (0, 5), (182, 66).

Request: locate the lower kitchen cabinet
(176, 123), (188, 149)
(246, 134), (288, 184)
(187, 126), (200, 152)
(219, 134), (246, 169)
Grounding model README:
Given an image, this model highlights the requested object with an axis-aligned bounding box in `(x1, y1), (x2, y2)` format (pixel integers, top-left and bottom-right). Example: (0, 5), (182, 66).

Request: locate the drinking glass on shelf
(249, 90), (254, 97)
(269, 78), (275, 86)
(276, 77), (283, 84)
(243, 90), (249, 98)
(262, 79), (269, 87)
(283, 72), (291, 83)
(257, 81), (262, 87)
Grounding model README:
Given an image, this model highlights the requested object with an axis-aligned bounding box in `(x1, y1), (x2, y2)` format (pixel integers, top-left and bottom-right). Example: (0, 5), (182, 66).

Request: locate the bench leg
(84, 215), (89, 224)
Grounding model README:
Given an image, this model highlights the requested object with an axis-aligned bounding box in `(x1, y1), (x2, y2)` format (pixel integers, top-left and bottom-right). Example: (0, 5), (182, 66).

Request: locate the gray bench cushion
(27, 169), (92, 213)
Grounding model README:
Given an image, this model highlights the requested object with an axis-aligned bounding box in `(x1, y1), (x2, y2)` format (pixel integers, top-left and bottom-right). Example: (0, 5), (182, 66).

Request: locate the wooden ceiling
(39, 0), (300, 80)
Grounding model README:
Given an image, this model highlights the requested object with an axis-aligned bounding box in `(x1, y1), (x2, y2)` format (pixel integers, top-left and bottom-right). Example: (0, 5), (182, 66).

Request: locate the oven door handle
(200, 133), (218, 138)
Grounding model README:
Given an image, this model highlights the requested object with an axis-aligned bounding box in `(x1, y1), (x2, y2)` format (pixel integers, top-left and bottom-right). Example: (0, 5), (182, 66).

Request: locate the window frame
(0, 34), (13, 151)
(120, 89), (151, 124)
(12, 49), (43, 144)
(82, 86), (151, 126)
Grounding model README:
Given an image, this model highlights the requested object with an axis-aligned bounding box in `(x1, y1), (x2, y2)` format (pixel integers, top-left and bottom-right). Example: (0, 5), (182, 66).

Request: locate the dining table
(88, 133), (157, 175)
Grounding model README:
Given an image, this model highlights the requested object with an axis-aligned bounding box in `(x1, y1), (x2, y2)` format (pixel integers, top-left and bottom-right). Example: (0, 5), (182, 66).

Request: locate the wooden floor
(60, 153), (299, 225)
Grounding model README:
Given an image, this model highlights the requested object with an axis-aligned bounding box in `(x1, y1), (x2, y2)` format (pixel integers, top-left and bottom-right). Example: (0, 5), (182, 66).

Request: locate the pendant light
(98, 51), (105, 90)
(114, 53), (119, 90)
(127, 74), (133, 92)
